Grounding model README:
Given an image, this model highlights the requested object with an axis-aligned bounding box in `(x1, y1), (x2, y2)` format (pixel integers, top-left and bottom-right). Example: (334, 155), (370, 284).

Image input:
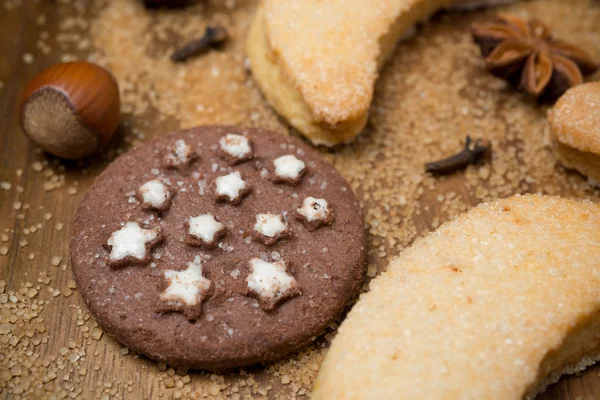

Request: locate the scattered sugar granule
(23, 53), (34, 64)
(32, 161), (43, 172)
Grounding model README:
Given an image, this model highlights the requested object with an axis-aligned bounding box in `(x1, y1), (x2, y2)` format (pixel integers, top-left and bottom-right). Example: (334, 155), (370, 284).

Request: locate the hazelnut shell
(19, 61), (121, 160)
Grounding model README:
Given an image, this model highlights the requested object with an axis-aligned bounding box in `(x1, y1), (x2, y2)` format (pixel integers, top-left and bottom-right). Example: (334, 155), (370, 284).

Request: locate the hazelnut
(19, 61), (121, 160)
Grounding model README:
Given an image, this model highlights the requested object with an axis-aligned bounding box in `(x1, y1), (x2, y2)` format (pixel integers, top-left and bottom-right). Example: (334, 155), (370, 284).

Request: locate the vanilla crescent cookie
(70, 125), (365, 370)
(313, 195), (600, 400)
(247, 0), (514, 146)
(549, 82), (600, 182)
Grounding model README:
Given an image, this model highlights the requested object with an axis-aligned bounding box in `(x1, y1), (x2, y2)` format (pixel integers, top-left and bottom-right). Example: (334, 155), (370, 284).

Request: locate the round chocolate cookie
(70, 125), (366, 370)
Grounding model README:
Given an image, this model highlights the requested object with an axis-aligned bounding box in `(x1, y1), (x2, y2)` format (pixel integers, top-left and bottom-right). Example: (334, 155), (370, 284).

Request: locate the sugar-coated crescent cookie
(549, 82), (600, 182)
(313, 195), (600, 400)
(247, 0), (514, 146)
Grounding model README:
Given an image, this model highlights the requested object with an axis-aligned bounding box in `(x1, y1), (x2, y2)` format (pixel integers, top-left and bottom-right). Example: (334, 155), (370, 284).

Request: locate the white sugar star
(219, 134), (252, 161)
(107, 222), (161, 267)
(164, 139), (196, 169)
(254, 213), (288, 238)
(138, 179), (171, 210)
(296, 197), (333, 230)
(215, 171), (248, 203)
(187, 214), (226, 246)
(160, 256), (211, 307)
(273, 155), (305, 182)
(246, 258), (300, 309)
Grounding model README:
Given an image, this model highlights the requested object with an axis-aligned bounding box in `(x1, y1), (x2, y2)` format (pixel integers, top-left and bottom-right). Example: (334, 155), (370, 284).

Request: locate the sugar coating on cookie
(313, 195), (600, 400)
(246, 258), (300, 310)
(164, 139), (196, 169)
(548, 83), (600, 182)
(138, 179), (171, 211)
(549, 82), (600, 153)
(219, 134), (252, 162)
(215, 171), (248, 203)
(296, 197), (332, 229)
(254, 213), (289, 244)
(187, 214), (226, 246)
(107, 222), (161, 267)
(159, 256), (211, 320)
(273, 155), (306, 183)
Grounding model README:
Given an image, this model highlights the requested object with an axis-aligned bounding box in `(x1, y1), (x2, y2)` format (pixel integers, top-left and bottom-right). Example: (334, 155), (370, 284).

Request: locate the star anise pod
(472, 13), (599, 102)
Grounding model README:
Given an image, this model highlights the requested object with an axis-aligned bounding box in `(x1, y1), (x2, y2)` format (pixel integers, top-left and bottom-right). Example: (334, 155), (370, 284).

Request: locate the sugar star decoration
(106, 222), (162, 268)
(215, 171), (249, 204)
(163, 139), (197, 170)
(472, 13), (599, 101)
(246, 258), (300, 310)
(158, 255), (211, 320)
(272, 154), (306, 185)
(296, 197), (334, 230)
(186, 213), (227, 248)
(254, 213), (290, 245)
(137, 179), (172, 211)
(253, 213), (290, 245)
(219, 133), (253, 164)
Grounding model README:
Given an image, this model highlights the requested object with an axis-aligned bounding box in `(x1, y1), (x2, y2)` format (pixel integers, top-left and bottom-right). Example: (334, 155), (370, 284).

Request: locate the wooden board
(1, 0), (600, 398)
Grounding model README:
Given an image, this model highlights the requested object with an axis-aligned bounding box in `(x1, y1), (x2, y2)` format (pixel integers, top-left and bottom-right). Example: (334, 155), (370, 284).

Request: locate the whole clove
(425, 136), (491, 175)
(171, 26), (228, 63)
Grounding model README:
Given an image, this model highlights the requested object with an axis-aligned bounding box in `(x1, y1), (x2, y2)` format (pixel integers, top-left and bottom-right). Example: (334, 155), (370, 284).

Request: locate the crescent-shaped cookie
(313, 195), (600, 399)
(247, 0), (514, 146)
(549, 82), (600, 182)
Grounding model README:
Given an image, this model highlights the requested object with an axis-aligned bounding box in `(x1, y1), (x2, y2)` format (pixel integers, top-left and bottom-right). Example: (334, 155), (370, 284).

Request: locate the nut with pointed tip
(19, 61), (121, 160)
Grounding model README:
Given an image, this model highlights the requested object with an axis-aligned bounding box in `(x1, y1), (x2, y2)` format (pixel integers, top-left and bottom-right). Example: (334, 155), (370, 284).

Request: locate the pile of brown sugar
(1, 0), (600, 398)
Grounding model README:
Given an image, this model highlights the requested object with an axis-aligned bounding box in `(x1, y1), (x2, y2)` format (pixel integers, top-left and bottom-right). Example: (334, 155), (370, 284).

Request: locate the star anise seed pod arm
(552, 54), (584, 86)
(540, 53), (585, 100)
(519, 51), (553, 97)
(472, 23), (523, 57)
(484, 39), (533, 79)
(550, 40), (600, 75)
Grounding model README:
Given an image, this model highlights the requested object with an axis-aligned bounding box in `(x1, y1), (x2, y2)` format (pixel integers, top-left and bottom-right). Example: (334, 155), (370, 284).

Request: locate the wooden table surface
(2, 0), (600, 399)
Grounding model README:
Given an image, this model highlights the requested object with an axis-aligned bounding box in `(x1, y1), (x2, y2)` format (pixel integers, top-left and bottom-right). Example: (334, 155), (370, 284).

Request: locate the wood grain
(1, 0), (600, 399)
